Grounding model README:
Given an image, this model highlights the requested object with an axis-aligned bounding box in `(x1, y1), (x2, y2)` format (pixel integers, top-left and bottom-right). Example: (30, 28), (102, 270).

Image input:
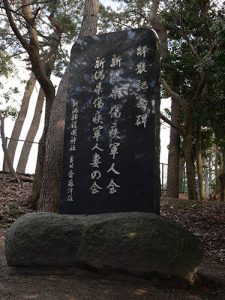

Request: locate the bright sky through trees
(0, 0), (170, 173)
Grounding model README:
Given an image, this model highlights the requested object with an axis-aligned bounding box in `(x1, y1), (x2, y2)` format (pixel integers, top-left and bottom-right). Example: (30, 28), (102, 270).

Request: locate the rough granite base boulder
(5, 212), (203, 281)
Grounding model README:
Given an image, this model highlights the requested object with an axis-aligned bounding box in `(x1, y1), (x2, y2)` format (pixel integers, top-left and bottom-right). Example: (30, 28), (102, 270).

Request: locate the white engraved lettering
(110, 54), (122, 68)
(93, 125), (103, 142)
(93, 97), (104, 109)
(93, 111), (103, 124)
(92, 143), (104, 152)
(109, 142), (120, 159)
(91, 170), (102, 180)
(90, 153), (102, 168)
(94, 82), (102, 95)
(95, 57), (105, 69)
(107, 162), (120, 175)
(136, 114), (148, 128)
(109, 105), (121, 119)
(107, 179), (120, 194)
(94, 69), (105, 81)
(136, 61), (147, 74)
(137, 45), (149, 58)
(90, 182), (103, 194)
(109, 123), (120, 140)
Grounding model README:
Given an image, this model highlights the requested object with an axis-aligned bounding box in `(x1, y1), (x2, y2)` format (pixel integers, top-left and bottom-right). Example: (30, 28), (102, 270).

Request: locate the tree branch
(160, 77), (186, 108)
(126, 9), (148, 22)
(32, 6), (41, 22)
(22, 0), (39, 49)
(2, 0), (31, 53)
(15, 1), (53, 13)
(181, 25), (200, 59)
(192, 70), (209, 101)
(160, 113), (185, 136)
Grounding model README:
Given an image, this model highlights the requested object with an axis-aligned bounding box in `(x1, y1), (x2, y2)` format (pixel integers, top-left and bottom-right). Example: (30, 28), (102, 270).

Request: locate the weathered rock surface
(5, 212), (202, 281)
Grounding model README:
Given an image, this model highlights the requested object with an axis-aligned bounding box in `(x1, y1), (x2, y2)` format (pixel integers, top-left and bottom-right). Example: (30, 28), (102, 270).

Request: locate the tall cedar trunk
(196, 124), (205, 201)
(31, 91), (53, 205)
(208, 154), (212, 195)
(0, 116), (18, 180)
(215, 145), (218, 180)
(184, 134), (197, 200)
(16, 88), (45, 174)
(5, 73), (36, 172)
(37, 0), (100, 212)
(179, 157), (185, 193)
(166, 98), (180, 197)
(219, 148), (225, 202)
(2, 0), (56, 197)
(37, 70), (68, 211)
(214, 145), (220, 194)
(204, 158), (209, 196)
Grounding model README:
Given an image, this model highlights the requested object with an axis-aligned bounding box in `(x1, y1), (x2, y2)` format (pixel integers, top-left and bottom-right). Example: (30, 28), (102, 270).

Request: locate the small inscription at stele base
(60, 28), (160, 214)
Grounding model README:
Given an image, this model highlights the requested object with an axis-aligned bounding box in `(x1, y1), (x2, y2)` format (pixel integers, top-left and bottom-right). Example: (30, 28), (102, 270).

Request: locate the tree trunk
(196, 125), (205, 201)
(3, 137), (9, 173)
(37, 70), (68, 211)
(0, 115), (19, 181)
(3, 0), (57, 203)
(149, 0), (168, 58)
(5, 73), (36, 172)
(204, 158), (209, 196)
(184, 134), (197, 200)
(166, 98), (180, 198)
(218, 148), (225, 202)
(16, 88), (45, 174)
(79, 0), (100, 37)
(179, 157), (185, 193)
(37, 0), (100, 212)
(215, 145), (220, 179)
(31, 90), (53, 207)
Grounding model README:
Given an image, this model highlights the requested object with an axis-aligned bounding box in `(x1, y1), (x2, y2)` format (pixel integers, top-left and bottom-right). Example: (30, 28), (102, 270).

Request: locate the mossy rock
(5, 212), (203, 282)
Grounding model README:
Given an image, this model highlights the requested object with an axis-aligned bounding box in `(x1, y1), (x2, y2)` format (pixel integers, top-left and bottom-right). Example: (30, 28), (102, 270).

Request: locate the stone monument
(60, 28), (160, 214)
(5, 30), (203, 281)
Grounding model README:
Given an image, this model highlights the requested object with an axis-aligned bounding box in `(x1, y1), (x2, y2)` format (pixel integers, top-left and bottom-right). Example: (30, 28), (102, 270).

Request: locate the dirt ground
(0, 175), (225, 300)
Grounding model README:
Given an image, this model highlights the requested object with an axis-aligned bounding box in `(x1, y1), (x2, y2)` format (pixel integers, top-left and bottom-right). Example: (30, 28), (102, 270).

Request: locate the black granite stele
(60, 28), (160, 214)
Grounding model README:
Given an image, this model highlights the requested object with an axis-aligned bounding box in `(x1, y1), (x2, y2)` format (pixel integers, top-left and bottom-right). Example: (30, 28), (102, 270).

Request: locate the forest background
(0, 0), (225, 211)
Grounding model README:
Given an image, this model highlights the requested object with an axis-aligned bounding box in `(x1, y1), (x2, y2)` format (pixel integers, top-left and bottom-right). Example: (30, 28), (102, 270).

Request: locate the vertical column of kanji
(66, 100), (79, 201)
(90, 57), (106, 195)
(107, 55), (123, 194)
(135, 46), (151, 128)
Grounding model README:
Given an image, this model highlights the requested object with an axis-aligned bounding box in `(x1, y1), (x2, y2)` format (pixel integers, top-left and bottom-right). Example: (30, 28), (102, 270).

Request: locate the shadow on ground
(0, 243), (225, 300)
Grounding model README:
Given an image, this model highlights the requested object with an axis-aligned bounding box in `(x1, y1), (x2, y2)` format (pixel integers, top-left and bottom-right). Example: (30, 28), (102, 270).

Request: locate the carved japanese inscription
(60, 28), (160, 214)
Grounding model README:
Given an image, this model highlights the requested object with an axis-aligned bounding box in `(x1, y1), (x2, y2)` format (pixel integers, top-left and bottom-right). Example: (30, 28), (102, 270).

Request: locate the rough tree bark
(157, 1), (214, 200)
(211, 123), (225, 201)
(160, 79), (197, 200)
(37, 0), (100, 212)
(219, 149), (225, 202)
(183, 108), (197, 200)
(166, 98), (180, 198)
(183, 134), (196, 200)
(179, 157), (185, 192)
(16, 88), (45, 174)
(196, 124), (205, 201)
(2, 0), (57, 200)
(215, 144), (219, 182)
(149, 0), (181, 199)
(0, 114), (19, 181)
(5, 73), (36, 172)
(149, 0), (168, 58)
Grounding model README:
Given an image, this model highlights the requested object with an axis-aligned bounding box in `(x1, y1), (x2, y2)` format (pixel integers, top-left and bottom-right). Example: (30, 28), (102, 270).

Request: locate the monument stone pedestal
(5, 212), (203, 283)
